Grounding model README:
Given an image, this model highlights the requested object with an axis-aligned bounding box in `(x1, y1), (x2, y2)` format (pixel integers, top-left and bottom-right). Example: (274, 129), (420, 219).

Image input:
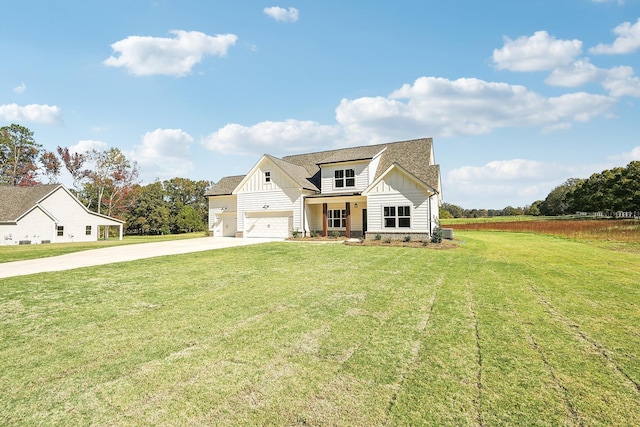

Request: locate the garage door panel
(245, 212), (292, 238)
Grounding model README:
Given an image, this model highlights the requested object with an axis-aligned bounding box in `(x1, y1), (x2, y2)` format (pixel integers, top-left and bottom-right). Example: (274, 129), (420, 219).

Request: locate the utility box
(441, 228), (454, 239)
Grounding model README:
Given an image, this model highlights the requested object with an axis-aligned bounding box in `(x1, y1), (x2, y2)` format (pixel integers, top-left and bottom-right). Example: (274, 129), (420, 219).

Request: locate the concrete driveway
(0, 237), (281, 279)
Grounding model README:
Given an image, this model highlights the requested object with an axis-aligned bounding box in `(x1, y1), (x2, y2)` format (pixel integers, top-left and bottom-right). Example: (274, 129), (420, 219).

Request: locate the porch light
(354, 203), (358, 208)
(263, 205), (269, 209)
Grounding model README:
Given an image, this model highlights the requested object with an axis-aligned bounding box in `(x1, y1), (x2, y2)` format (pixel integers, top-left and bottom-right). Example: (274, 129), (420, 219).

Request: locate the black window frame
(57, 226), (64, 236)
(334, 168), (355, 189)
(265, 171), (271, 183)
(85, 225), (92, 236)
(384, 206), (411, 228)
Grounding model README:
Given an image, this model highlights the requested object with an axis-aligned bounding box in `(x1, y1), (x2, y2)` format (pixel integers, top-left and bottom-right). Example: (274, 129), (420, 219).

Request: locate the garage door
(245, 212), (292, 238)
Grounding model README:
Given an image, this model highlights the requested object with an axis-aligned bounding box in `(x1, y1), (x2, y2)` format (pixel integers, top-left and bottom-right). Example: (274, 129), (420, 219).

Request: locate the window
(86, 225), (92, 235)
(57, 226), (64, 236)
(328, 209), (346, 228)
(334, 168), (355, 188)
(265, 171), (271, 183)
(384, 206), (411, 228)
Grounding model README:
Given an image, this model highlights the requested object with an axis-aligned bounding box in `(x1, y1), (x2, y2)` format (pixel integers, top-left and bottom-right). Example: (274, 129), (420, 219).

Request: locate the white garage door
(245, 212), (292, 238)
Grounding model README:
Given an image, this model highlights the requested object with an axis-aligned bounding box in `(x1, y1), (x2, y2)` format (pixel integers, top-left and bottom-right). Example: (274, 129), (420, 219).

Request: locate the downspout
(302, 195), (307, 237)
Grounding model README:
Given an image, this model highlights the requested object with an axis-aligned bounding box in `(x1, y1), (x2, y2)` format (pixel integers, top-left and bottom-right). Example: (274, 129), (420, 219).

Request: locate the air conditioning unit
(441, 228), (454, 239)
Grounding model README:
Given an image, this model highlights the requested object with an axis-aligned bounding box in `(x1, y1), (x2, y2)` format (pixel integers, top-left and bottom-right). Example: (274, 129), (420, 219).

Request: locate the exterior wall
(320, 160), (370, 194)
(208, 195), (237, 237)
(39, 188), (120, 243)
(365, 169), (433, 238)
(1, 187), (122, 245)
(236, 159), (305, 236)
(1, 208), (55, 245)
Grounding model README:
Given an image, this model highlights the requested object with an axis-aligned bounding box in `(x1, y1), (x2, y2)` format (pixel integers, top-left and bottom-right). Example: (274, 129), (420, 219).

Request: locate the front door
(362, 209), (367, 235)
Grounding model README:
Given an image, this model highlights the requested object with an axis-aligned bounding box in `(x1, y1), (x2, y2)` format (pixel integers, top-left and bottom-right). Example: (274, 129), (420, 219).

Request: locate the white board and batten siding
(236, 160), (305, 238)
(209, 195), (237, 237)
(320, 161), (370, 194)
(365, 169), (432, 233)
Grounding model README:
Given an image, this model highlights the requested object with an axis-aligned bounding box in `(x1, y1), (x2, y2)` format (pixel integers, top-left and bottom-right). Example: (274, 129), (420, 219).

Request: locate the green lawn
(0, 232), (205, 263)
(1, 233), (638, 425)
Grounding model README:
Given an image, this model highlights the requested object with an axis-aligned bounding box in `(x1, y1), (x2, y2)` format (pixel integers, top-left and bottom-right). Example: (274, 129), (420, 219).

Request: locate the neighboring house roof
(209, 137), (441, 196)
(0, 184), (124, 224)
(0, 184), (60, 222)
(205, 175), (246, 196)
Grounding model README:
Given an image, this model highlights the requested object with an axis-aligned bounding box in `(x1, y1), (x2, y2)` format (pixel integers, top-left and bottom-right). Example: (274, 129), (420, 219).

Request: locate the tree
(57, 146), (89, 193)
(440, 202), (465, 218)
(39, 151), (61, 183)
(124, 182), (171, 235)
(540, 178), (583, 216)
(163, 177), (211, 233)
(175, 205), (203, 233)
(84, 147), (139, 218)
(0, 124), (42, 186)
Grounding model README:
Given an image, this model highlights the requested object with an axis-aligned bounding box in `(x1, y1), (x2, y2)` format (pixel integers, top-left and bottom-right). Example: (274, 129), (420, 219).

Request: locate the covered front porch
(304, 194), (367, 239)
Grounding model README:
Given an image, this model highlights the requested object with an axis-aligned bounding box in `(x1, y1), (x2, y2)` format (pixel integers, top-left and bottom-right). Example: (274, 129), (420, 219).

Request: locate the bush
(403, 235), (411, 242)
(331, 230), (341, 238)
(375, 234), (382, 241)
(291, 230), (301, 238)
(310, 231), (319, 238)
(431, 226), (443, 243)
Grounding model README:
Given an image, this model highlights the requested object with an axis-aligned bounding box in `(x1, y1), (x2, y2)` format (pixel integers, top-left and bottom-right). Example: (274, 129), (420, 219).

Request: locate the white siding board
(320, 161), (369, 194)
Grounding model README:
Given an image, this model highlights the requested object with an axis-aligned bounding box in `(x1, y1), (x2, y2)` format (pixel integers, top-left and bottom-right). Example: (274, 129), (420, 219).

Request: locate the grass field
(0, 232), (205, 264)
(1, 232), (638, 425)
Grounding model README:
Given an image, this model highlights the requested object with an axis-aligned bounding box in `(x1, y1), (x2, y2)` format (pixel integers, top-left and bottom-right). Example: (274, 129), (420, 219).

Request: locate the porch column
(322, 203), (328, 237)
(119, 224), (123, 240)
(345, 202), (351, 238)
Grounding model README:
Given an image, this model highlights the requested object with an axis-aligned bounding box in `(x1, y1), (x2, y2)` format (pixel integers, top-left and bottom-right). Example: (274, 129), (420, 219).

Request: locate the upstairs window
(265, 171), (271, 183)
(334, 168), (355, 188)
(86, 226), (92, 235)
(57, 226), (64, 236)
(384, 206), (411, 228)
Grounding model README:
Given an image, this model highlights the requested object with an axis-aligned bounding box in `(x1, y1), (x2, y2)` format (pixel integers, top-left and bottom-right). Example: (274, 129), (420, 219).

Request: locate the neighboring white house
(206, 138), (442, 240)
(0, 184), (124, 245)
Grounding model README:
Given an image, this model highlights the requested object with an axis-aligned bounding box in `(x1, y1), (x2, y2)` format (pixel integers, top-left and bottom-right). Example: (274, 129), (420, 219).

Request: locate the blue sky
(1, 0), (639, 209)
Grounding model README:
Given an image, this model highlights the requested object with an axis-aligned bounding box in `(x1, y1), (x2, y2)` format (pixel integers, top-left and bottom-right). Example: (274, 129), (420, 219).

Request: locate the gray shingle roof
(205, 175), (245, 196)
(209, 138), (441, 196)
(0, 184), (60, 222)
(266, 155), (319, 192)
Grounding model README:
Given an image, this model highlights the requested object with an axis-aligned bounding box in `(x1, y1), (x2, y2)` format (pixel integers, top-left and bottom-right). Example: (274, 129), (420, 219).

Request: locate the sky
(1, 0), (640, 209)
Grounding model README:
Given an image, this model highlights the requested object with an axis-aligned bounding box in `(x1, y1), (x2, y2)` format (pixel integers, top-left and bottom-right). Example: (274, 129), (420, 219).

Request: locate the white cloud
(0, 103), (62, 124)
(608, 146), (640, 163)
(104, 30), (238, 77)
(13, 83), (26, 94)
(545, 59), (604, 87)
(68, 140), (109, 154)
(264, 6), (299, 22)
(493, 31), (582, 71)
(130, 128), (195, 180)
(201, 76), (618, 157)
(601, 66), (640, 97)
(337, 77), (616, 140)
(590, 18), (640, 54)
(202, 119), (342, 156)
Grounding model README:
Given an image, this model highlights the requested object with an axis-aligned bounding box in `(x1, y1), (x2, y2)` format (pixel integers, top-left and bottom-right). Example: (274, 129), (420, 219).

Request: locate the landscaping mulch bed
(287, 237), (459, 249)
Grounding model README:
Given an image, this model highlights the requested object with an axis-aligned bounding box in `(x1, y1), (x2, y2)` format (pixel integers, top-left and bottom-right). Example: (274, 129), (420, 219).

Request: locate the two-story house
(206, 138), (441, 240)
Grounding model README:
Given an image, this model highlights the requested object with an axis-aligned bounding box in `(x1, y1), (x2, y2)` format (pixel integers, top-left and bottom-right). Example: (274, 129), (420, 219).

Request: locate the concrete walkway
(0, 237), (281, 279)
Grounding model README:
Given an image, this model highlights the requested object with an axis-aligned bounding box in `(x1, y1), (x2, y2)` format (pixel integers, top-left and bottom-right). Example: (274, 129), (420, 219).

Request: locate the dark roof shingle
(0, 184), (60, 222)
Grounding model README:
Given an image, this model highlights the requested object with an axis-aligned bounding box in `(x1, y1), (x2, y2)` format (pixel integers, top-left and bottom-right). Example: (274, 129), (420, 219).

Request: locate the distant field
(0, 232), (205, 263)
(1, 233), (638, 425)
(447, 218), (640, 244)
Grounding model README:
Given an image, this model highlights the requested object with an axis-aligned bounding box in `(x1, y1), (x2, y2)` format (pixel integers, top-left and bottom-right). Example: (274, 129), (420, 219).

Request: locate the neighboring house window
(334, 169), (355, 188)
(57, 226), (64, 236)
(265, 171), (271, 183)
(384, 206), (411, 228)
(328, 209), (346, 228)
(86, 226), (92, 235)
